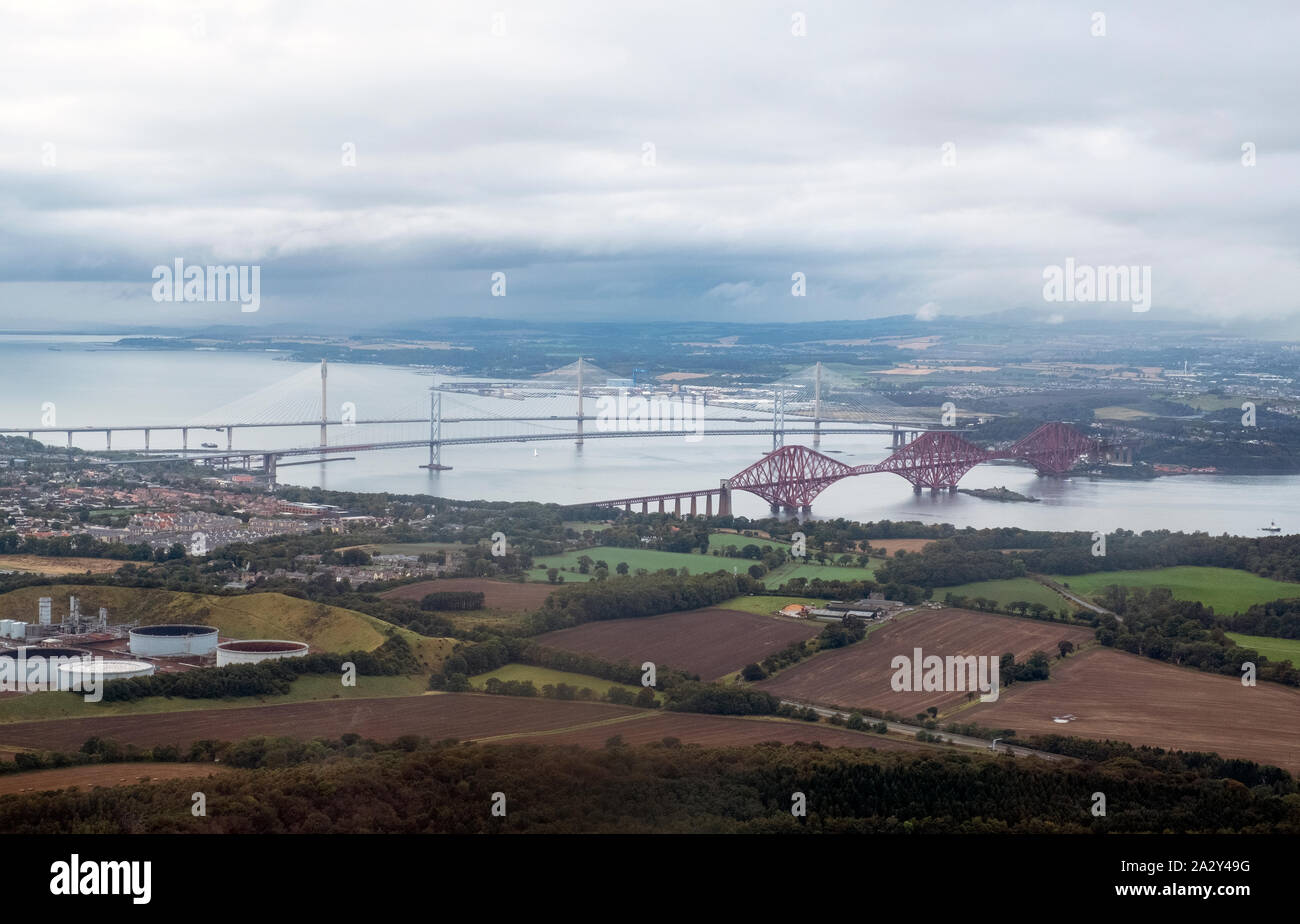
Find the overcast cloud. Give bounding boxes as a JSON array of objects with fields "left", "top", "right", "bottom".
[{"left": 1, "top": 0, "right": 1297, "bottom": 329}]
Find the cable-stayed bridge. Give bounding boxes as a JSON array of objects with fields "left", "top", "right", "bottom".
[{"left": 0, "top": 360, "right": 943, "bottom": 475}]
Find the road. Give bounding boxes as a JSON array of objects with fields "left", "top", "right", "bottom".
[
  {"left": 777, "top": 698, "right": 1065, "bottom": 762},
  {"left": 1031, "top": 575, "right": 1118, "bottom": 620}
]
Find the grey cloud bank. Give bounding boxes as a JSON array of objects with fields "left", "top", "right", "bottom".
[{"left": 1, "top": 0, "right": 1297, "bottom": 328}]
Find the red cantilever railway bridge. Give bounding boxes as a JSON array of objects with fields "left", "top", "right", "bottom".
[{"left": 583, "top": 422, "right": 1112, "bottom": 515}]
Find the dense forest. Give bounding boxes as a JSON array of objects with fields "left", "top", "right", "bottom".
[{"left": 1, "top": 735, "right": 1294, "bottom": 834}]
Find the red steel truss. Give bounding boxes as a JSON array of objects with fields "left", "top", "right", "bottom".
[
  {"left": 727, "top": 444, "right": 856, "bottom": 508},
  {"left": 856, "top": 430, "right": 992, "bottom": 489},
  {"left": 1006, "top": 420, "right": 1106, "bottom": 474},
  {"left": 722, "top": 422, "right": 1109, "bottom": 509}
]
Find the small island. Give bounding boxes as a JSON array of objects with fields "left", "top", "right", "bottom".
[{"left": 958, "top": 486, "right": 1041, "bottom": 503}]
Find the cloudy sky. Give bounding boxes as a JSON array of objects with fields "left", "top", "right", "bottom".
[{"left": 1, "top": 0, "right": 1297, "bottom": 330}]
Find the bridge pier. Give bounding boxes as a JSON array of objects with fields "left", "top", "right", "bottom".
[
  {"left": 264, "top": 454, "right": 278, "bottom": 480},
  {"left": 674, "top": 497, "right": 681, "bottom": 517},
  {"left": 182, "top": 427, "right": 188, "bottom": 451},
  {"left": 718, "top": 481, "right": 731, "bottom": 517},
  {"left": 228, "top": 427, "right": 234, "bottom": 451},
  {"left": 658, "top": 499, "right": 664, "bottom": 514},
  {"left": 912, "top": 484, "right": 922, "bottom": 494},
  {"left": 143, "top": 428, "right": 150, "bottom": 451},
  {"left": 690, "top": 496, "right": 697, "bottom": 517},
  {"left": 624, "top": 502, "right": 631, "bottom": 513},
  {"left": 641, "top": 500, "right": 648, "bottom": 514},
  {"left": 105, "top": 430, "right": 110, "bottom": 451},
  {"left": 705, "top": 494, "right": 713, "bottom": 517}
]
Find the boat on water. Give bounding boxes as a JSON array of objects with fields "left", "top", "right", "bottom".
[
  {"left": 1262, "top": 521, "right": 1282, "bottom": 532},
  {"left": 200, "top": 442, "right": 218, "bottom": 449}
]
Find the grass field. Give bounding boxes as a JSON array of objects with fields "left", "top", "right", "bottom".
[
  {"left": 0, "top": 555, "right": 124, "bottom": 576},
  {"left": 529, "top": 546, "right": 727, "bottom": 582},
  {"left": 708, "top": 531, "right": 787, "bottom": 552},
  {"left": 940, "top": 578, "right": 1074, "bottom": 612},
  {"left": 563, "top": 521, "right": 611, "bottom": 533},
  {"left": 1226, "top": 632, "right": 1300, "bottom": 666},
  {"left": 765, "top": 561, "right": 876, "bottom": 584},
  {"left": 470, "top": 664, "right": 651, "bottom": 698},
  {"left": 0, "top": 585, "right": 454, "bottom": 667},
  {"left": 717, "top": 595, "right": 821, "bottom": 616},
  {"left": 1049, "top": 566, "right": 1300, "bottom": 615},
  {"left": 1092, "top": 406, "right": 1157, "bottom": 420},
  {"left": 0, "top": 673, "right": 431, "bottom": 725}
]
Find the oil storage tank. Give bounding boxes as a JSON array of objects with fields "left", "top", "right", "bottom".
[
  {"left": 58, "top": 659, "right": 155, "bottom": 690},
  {"left": 0, "top": 646, "right": 92, "bottom": 691},
  {"left": 129, "top": 624, "right": 219, "bottom": 657},
  {"left": 216, "top": 639, "right": 310, "bottom": 667}
]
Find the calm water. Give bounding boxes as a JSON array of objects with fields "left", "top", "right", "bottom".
[{"left": 1, "top": 337, "right": 1295, "bottom": 536}]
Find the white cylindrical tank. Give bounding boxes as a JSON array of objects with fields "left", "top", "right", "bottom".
[
  {"left": 58, "top": 659, "right": 155, "bottom": 690},
  {"left": 129, "top": 624, "right": 219, "bottom": 657},
  {"left": 10, "top": 621, "right": 25, "bottom": 640},
  {"left": 216, "top": 640, "right": 310, "bottom": 667},
  {"left": 0, "top": 621, "right": 11, "bottom": 638},
  {"left": 0, "top": 647, "right": 92, "bottom": 691}
]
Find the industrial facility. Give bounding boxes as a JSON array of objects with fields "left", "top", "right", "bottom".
[
  {"left": 216, "top": 639, "right": 310, "bottom": 667},
  {"left": 0, "top": 595, "right": 310, "bottom": 694}
]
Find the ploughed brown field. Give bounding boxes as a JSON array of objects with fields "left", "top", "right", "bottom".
[
  {"left": 380, "top": 579, "right": 553, "bottom": 611},
  {"left": 0, "top": 762, "right": 229, "bottom": 796},
  {"left": 536, "top": 607, "right": 821, "bottom": 680},
  {"left": 966, "top": 647, "right": 1300, "bottom": 772},
  {"left": 538, "top": 712, "right": 937, "bottom": 756},
  {"left": 0, "top": 695, "right": 635, "bottom": 754},
  {"left": 0, "top": 694, "right": 936, "bottom": 758},
  {"left": 757, "top": 608, "right": 1093, "bottom": 714}
]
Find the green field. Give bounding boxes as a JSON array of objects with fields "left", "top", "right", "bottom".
[
  {"left": 1226, "top": 633, "right": 1300, "bottom": 666},
  {"left": 562, "top": 521, "right": 612, "bottom": 533},
  {"left": 717, "top": 595, "right": 824, "bottom": 616},
  {"left": 708, "top": 532, "right": 787, "bottom": 552},
  {"left": 529, "top": 546, "right": 728, "bottom": 582},
  {"left": 0, "top": 673, "right": 431, "bottom": 725},
  {"left": 1049, "top": 567, "right": 1300, "bottom": 615},
  {"left": 940, "top": 578, "right": 1075, "bottom": 612},
  {"left": 765, "top": 561, "right": 876, "bottom": 585},
  {"left": 0, "top": 585, "right": 454, "bottom": 668},
  {"left": 470, "top": 663, "right": 653, "bottom": 699}
]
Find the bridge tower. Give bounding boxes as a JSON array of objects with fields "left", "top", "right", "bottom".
[
  {"left": 772, "top": 387, "right": 786, "bottom": 451},
  {"left": 319, "top": 359, "right": 328, "bottom": 449},
  {"left": 813, "top": 361, "right": 822, "bottom": 448},
  {"left": 576, "top": 356, "right": 584, "bottom": 448},
  {"left": 422, "top": 386, "right": 451, "bottom": 471}
]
